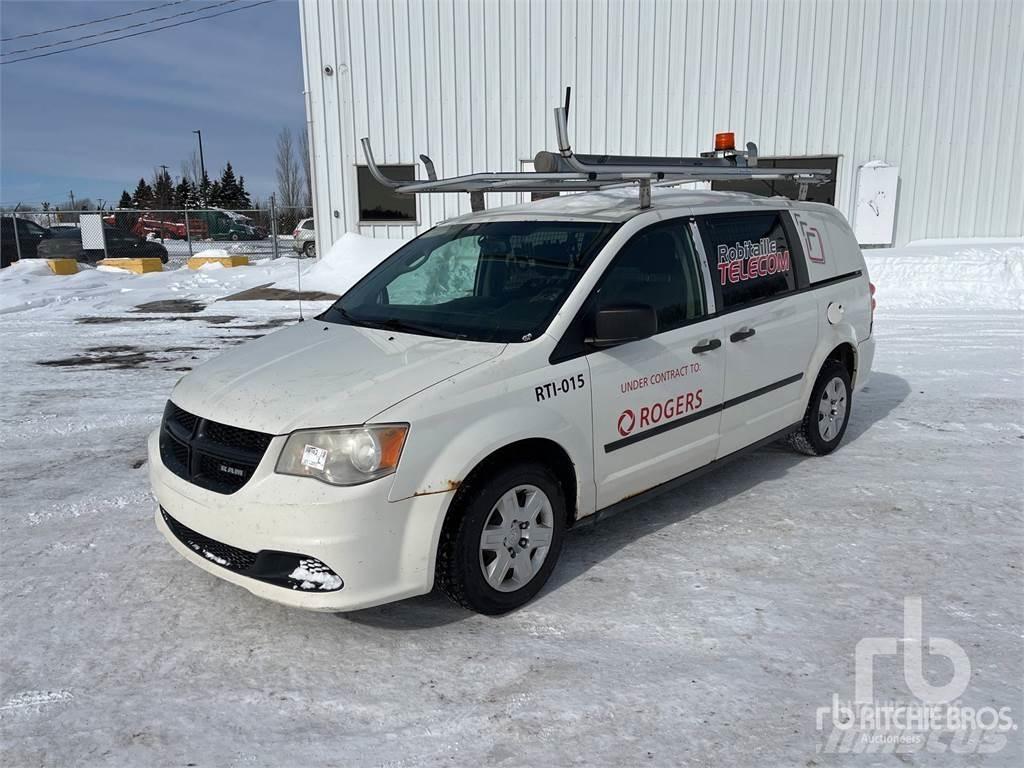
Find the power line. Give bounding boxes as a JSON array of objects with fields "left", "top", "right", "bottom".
[
  {"left": 1, "top": 1, "right": 189, "bottom": 43},
  {"left": 0, "top": 1, "right": 276, "bottom": 66},
  {"left": 2, "top": 0, "right": 243, "bottom": 58}
]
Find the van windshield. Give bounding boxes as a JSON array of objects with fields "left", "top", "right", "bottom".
[{"left": 320, "top": 221, "right": 618, "bottom": 343}]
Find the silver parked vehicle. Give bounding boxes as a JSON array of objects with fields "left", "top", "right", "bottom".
[{"left": 291, "top": 218, "right": 315, "bottom": 257}]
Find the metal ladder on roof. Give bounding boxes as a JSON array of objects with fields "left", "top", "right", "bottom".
[{"left": 360, "top": 89, "right": 831, "bottom": 212}]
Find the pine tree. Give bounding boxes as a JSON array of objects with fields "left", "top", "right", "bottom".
[
  {"left": 131, "top": 178, "right": 154, "bottom": 209},
  {"left": 208, "top": 181, "right": 223, "bottom": 209},
  {"left": 174, "top": 177, "right": 194, "bottom": 209},
  {"left": 152, "top": 169, "right": 174, "bottom": 209},
  {"left": 197, "top": 171, "right": 212, "bottom": 208},
  {"left": 236, "top": 175, "right": 252, "bottom": 209},
  {"left": 217, "top": 162, "right": 242, "bottom": 209},
  {"left": 118, "top": 190, "right": 133, "bottom": 209}
]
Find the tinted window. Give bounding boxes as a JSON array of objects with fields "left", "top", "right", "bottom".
[
  {"left": 595, "top": 220, "right": 705, "bottom": 333},
  {"left": 701, "top": 212, "right": 797, "bottom": 309},
  {"left": 322, "top": 221, "right": 617, "bottom": 343}
]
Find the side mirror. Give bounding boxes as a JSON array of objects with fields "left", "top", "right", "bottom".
[{"left": 589, "top": 304, "right": 658, "bottom": 348}]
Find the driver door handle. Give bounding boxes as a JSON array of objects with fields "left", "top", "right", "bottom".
[
  {"left": 691, "top": 338, "right": 722, "bottom": 354},
  {"left": 730, "top": 327, "right": 756, "bottom": 342}
]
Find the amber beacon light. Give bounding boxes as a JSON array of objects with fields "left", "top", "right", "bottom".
[{"left": 714, "top": 132, "right": 736, "bottom": 151}]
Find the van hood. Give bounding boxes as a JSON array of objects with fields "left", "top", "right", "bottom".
[{"left": 170, "top": 321, "right": 505, "bottom": 434}]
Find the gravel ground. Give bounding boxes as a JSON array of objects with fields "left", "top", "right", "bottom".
[{"left": 0, "top": 300, "right": 1021, "bottom": 767}]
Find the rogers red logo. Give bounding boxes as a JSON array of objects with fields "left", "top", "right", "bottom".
[{"left": 617, "top": 409, "right": 636, "bottom": 437}]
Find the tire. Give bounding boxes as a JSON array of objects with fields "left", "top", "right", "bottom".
[
  {"left": 230, "top": 232, "right": 240, "bottom": 241},
  {"left": 437, "top": 462, "right": 566, "bottom": 615},
  {"left": 302, "top": 240, "right": 316, "bottom": 258},
  {"left": 787, "top": 360, "right": 852, "bottom": 456}
]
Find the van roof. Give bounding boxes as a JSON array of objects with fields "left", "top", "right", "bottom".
[{"left": 444, "top": 187, "right": 810, "bottom": 225}]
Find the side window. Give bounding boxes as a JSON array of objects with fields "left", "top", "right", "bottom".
[
  {"left": 701, "top": 212, "right": 798, "bottom": 309},
  {"left": 595, "top": 220, "right": 705, "bottom": 333}
]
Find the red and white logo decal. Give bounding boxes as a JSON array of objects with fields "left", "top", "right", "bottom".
[{"left": 617, "top": 409, "right": 636, "bottom": 437}]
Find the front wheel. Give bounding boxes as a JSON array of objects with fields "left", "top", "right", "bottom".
[
  {"left": 787, "top": 360, "right": 852, "bottom": 456},
  {"left": 437, "top": 463, "right": 566, "bottom": 615}
]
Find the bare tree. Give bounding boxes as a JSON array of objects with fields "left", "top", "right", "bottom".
[
  {"left": 276, "top": 126, "right": 303, "bottom": 230},
  {"left": 181, "top": 149, "right": 202, "bottom": 186},
  {"left": 298, "top": 127, "right": 312, "bottom": 211}
]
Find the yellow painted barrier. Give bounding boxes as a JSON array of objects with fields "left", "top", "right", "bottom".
[
  {"left": 99, "top": 258, "right": 164, "bottom": 274},
  {"left": 46, "top": 259, "right": 79, "bottom": 275},
  {"left": 188, "top": 254, "right": 249, "bottom": 269}
]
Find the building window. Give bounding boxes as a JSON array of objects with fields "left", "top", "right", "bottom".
[
  {"left": 357, "top": 165, "right": 417, "bottom": 223},
  {"left": 711, "top": 156, "right": 839, "bottom": 205}
]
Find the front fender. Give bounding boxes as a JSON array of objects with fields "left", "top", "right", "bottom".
[{"left": 389, "top": 402, "right": 594, "bottom": 512}]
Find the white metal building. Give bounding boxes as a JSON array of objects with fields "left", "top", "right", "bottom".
[{"left": 298, "top": 0, "right": 1023, "bottom": 251}]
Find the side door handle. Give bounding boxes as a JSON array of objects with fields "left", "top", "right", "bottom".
[
  {"left": 691, "top": 338, "right": 722, "bottom": 354},
  {"left": 730, "top": 327, "right": 756, "bottom": 343}
]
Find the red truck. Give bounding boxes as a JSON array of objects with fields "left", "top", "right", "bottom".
[{"left": 103, "top": 213, "right": 208, "bottom": 240}]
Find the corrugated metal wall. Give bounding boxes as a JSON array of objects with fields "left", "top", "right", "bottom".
[{"left": 299, "top": 0, "right": 1024, "bottom": 249}]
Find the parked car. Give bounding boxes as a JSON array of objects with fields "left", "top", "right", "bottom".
[
  {"left": 291, "top": 218, "right": 316, "bottom": 257},
  {"left": 37, "top": 226, "right": 169, "bottom": 264},
  {"left": 1, "top": 217, "right": 50, "bottom": 267},
  {"left": 150, "top": 183, "right": 874, "bottom": 615}
]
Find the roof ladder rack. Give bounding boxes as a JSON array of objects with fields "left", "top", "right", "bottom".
[{"left": 360, "top": 102, "right": 831, "bottom": 212}]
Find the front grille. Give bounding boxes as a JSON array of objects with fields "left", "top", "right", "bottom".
[
  {"left": 162, "top": 507, "right": 258, "bottom": 571},
  {"left": 159, "top": 401, "right": 274, "bottom": 494}
]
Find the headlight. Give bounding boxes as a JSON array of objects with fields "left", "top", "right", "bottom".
[{"left": 275, "top": 424, "right": 408, "bottom": 486}]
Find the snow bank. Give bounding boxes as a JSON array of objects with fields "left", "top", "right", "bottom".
[
  {"left": 297, "top": 233, "right": 405, "bottom": 294},
  {"left": 864, "top": 239, "right": 1023, "bottom": 311},
  {"left": 0, "top": 258, "right": 297, "bottom": 315}
]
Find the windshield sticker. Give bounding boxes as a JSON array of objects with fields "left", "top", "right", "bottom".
[
  {"left": 616, "top": 388, "right": 704, "bottom": 437},
  {"left": 717, "top": 239, "right": 791, "bottom": 285},
  {"left": 535, "top": 373, "right": 586, "bottom": 402},
  {"left": 301, "top": 444, "right": 328, "bottom": 471}
]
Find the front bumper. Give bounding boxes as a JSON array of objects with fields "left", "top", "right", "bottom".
[{"left": 148, "top": 429, "right": 453, "bottom": 611}]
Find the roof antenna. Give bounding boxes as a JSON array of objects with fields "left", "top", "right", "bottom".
[
  {"left": 296, "top": 250, "right": 305, "bottom": 322},
  {"left": 563, "top": 86, "right": 572, "bottom": 128}
]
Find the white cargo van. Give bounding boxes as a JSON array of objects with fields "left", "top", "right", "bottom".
[{"left": 150, "top": 116, "right": 875, "bottom": 615}]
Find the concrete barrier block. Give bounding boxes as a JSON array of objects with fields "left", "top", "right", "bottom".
[
  {"left": 187, "top": 255, "right": 249, "bottom": 269},
  {"left": 99, "top": 258, "right": 164, "bottom": 274},
  {"left": 46, "top": 259, "right": 79, "bottom": 275}
]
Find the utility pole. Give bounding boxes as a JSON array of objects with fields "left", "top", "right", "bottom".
[
  {"left": 192, "top": 130, "right": 206, "bottom": 181},
  {"left": 69, "top": 190, "right": 75, "bottom": 209}
]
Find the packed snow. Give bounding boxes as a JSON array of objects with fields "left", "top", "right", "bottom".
[{"left": 0, "top": 237, "right": 1020, "bottom": 766}]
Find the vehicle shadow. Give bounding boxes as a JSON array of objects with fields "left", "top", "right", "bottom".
[{"left": 343, "top": 371, "right": 910, "bottom": 630}]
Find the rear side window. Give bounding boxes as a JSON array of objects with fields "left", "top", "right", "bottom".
[
  {"left": 595, "top": 219, "right": 705, "bottom": 334},
  {"left": 700, "top": 212, "right": 800, "bottom": 309}
]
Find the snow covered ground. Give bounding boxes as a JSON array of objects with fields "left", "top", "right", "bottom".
[{"left": 0, "top": 238, "right": 1021, "bottom": 766}]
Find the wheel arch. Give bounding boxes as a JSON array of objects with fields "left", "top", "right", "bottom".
[{"left": 447, "top": 437, "right": 580, "bottom": 530}]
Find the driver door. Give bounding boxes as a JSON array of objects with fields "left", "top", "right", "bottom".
[{"left": 587, "top": 219, "right": 727, "bottom": 509}]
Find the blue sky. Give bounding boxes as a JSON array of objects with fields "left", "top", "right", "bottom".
[{"left": 0, "top": 0, "right": 305, "bottom": 207}]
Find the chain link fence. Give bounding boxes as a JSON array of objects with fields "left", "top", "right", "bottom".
[{"left": 2, "top": 206, "right": 313, "bottom": 269}]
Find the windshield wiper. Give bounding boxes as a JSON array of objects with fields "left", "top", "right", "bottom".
[
  {"left": 376, "top": 317, "right": 464, "bottom": 339},
  {"left": 328, "top": 305, "right": 464, "bottom": 339}
]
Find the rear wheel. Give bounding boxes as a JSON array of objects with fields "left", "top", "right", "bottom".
[
  {"left": 787, "top": 360, "right": 852, "bottom": 456},
  {"left": 437, "top": 462, "right": 565, "bottom": 615}
]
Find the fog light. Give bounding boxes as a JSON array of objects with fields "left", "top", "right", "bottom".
[{"left": 287, "top": 558, "right": 344, "bottom": 591}]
